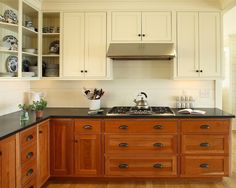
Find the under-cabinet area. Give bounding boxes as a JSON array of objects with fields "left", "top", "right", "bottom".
[{"left": 0, "top": 116, "right": 232, "bottom": 187}]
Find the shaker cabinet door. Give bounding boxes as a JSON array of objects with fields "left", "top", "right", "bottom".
[
  {"left": 142, "top": 12, "right": 172, "bottom": 41},
  {"left": 62, "top": 12, "right": 85, "bottom": 78},
  {"left": 84, "top": 12, "right": 107, "bottom": 78},
  {"left": 0, "top": 135, "right": 16, "bottom": 188},
  {"left": 177, "top": 12, "right": 199, "bottom": 78},
  {"left": 199, "top": 12, "right": 221, "bottom": 77},
  {"left": 111, "top": 12, "right": 141, "bottom": 41}
]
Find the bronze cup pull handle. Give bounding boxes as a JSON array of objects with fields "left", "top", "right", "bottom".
[
  {"left": 83, "top": 125, "right": 93, "bottom": 129},
  {"left": 200, "top": 163, "right": 209, "bottom": 169},
  {"left": 119, "top": 143, "right": 129, "bottom": 147},
  {"left": 119, "top": 125, "right": 128, "bottom": 129},
  {"left": 153, "top": 163, "right": 163, "bottom": 169},
  {"left": 26, "top": 135, "right": 33, "bottom": 141},
  {"left": 200, "top": 143, "right": 210, "bottom": 148},
  {"left": 26, "top": 152, "right": 34, "bottom": 159},
  {"left": 119, "top": 163, "right": 129, "bottom": 169},
  {"left": 153, "top": 143, "right": 164, "bottom": 148},
  {"left": 153, "top": 125, "right": 163, "bottom": 129},
  {"left": 200, "top": 125, "right": 210, "bottom": 129},
  {"left": 26, "top": 169, "right": 34, "bottom": 177}
]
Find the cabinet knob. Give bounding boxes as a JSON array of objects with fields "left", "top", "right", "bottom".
[
  {"left": 26, "top": 135, "right": 33, "bottom": 141},
  {"left": 119, "top": 125, "right": 128, "bottom": 129},
  {"left": 200, "top": 70, "right": 203, "bottom": 73},
  {"left": 119, "top": 163, "right": 129, "bottom": 169},
  {"left": 200, "top": 124, "right": 210, "bottom": 129},
  {"left": 142, "top": 34, "right": 145, "bottom": 37},
  {"left": 200, "top": 163, "right": 209, "bottom": 169},
  {"left": 26, "top": 169, "right": 34, "bottom": 177},
  {"left": 138, "top": 34, "right": 141, "bottom": 37},
  {"left": 85, "top": 70, "right": 88, "bottom": 73},
  {"left": 119, "top": 143, "right": 129, "bottom": 148},
  {"left": 153, "top": 125, "right": 163, "bottom": 129},
  {"left": 0, "top": 151, "right": 2, "bottom": 156},
  {"left": 81, "top": 70, "right": 84, "bottom": 73},
  {"left": 153, "top": 163, "right": 163, "bottom": 169},
  {"left": 83, "top": 125, "right": 93, "bottom": 129},
  {"left": 26, "top": 152, "right": 34, "bottom": 159},
  {"left": 74, "top": 140, "right": 78, "bottom": 143},
  {"left": 153, "top": 143, "right": 164, "bottom": 148},
  {"left": 196, "top": 70, "right": 199, "bottom": 72},
  {"left": 39, "top": 130, "right": 43, "bottom": 134},
  {"left": 200, "top": 142, "right": 210, "bottom": 148}
]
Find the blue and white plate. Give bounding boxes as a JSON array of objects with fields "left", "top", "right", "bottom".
[{"left": 6, "top": 55, "right": 18, "bottom": 73}]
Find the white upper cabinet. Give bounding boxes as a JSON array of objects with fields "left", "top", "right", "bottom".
[
  {"left": 177, "top": 12, "right": 199, "bottom": 78},
  {"left": 62, "top": 12, "right": 107, "bottom": 79},
  {"left": 112, "top": 12, "right": 141, "bottom": 41},
  {"left": 84, "top": 12, "right": 107, "bottom": 78},
  {"left": 142, "top": 12, "right": 172, "bottom": 41},
  {"left": 176, "top": 12, "right": 221, "bottom": 79},
  {"left": 111, "top": 11, "right": 172, "bottom": 42},
  {"left": 199, "top": 12, "right": 221, "bottom": 77},
  {"left": 63, "top": 12, "right": 85, "bottom": 78}
]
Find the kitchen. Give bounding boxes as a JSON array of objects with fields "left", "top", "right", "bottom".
[{"left": 0, "top": 0, "right": 236, "bottom": 187}]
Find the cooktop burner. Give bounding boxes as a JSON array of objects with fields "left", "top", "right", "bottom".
[{"left": 107, "top": 106, "right": 175, "bottom": 116}]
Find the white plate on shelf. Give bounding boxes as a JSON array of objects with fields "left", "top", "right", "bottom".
[
  {"left": 23, "top": 48, "right": 37, "bottom": 54},
  {"left": 22, "top": 72, "right": 35, "bottom": 77}
]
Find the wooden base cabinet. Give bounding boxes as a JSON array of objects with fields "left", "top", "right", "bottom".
[
  {"left": 50, "top": 119, "right": 74, "bottom": 176},
  {"left": 0, "top": 135, "right": 16, "bottom": 188},
  {"left": 74, "top": 119, "right": 102, "bottom": 176},
  {"left": 180, "top": 119, "right": 230, "bottom": 177},
  {"left": 104, "top": 119, "right": 178, "bottom": 178},
  {"left": 38, "top": 120, "right": 50, "bottom": 187}
]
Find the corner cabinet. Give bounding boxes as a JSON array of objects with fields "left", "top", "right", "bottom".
[
  {"left": 176, "top": 12, "right": 221, "bottom": 79},
  {"left": 111, "top": 11, "right": 172, "bottom": 42},
  {"left": 62, "top": 12, "right": 107, "bottom": 79}
]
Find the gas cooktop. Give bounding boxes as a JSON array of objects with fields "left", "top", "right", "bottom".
[{"left": 107, "top": 106, "right": 175, "bottom": 116}]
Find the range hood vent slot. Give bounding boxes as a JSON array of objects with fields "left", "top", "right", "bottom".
[{"left": 107, "top": 43, "right": 175, "bottom": 60}]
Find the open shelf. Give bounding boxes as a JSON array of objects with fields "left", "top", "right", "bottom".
[
  {"left": 0, "top": 49, "right": 18, "bottom": 54},
  {"left": 0, "top": 22, "right": 18, "bottom": 32},
  {"left": 22, "top": 51, "right": 38, "bottom": 57},
  {"left": 22, "top": 26, "right": 38, "bottom": 36},
  {"left": 42, "top": 54, "right": 60, "bottom": 57}
]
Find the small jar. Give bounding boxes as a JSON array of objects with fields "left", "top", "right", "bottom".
[{"left": 20, "top": 110, "right": 29, "bottom": 121}]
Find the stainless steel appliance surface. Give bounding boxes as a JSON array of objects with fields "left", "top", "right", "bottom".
[{"left": 107, "top": 106, "right": 175, "bottom": 116}]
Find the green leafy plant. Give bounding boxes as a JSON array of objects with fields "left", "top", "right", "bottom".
[
  {"left": 31, "top": 98, "right": 47, "bottom": 111},
  {"left": 18, "top": 104, "right": 31, "bottom": 111}
]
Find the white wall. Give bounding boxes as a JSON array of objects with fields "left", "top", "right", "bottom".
[
  {"left": 0, "top": 81, "right": 30, "bottom": 116},
  {"left": 31, "top": 61, "right": 215, "bottom": 108}
]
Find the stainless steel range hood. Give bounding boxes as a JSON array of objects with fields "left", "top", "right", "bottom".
[{"left": 107, "top": 43, "right": 175, "bottom": 60}]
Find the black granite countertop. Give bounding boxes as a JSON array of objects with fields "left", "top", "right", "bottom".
[{"left": 0, "top": 107, "right": 234, "bottom": 140}]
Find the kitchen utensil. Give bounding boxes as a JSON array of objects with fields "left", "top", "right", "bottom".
[{"left": 133, "top": 92, "right": 149, "bottom": 109}]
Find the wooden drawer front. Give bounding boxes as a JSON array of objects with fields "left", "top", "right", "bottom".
[
  {"left": 182, "top": 135, "right": 228, "bottom": 154},
  {"left": 22, "top": 177, "right": 36, "bottom": 188},
  {"left": 75, "top": 119, "right": 101, "bottom": 134},
  {"left": 106, "top": 156, "right": 177, "bottom": 177},
  {"left": 105, "top": 134, "right": 177, "bottom": 154},
  {"left": 181, "top": 120, "right": 229, "bottom": 133},
  {"left": 21, "top": 161, "right": 37, "bottom": 185},
  {"left": 181, "top": 156, "right": 229, "bottom": 177},
  {"left": 105, "top": 120, "right": 177, "bottom": 133},
  {"left": 20, "top": 127, "right": 37, "bottom": 148},
  {"left": 21, "top": 143, "right": 37, "bottom": 165}
]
